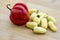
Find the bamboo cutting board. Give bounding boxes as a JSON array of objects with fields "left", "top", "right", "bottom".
[{"left": 0, "top": 0, "right": 60, "bottom": 40}]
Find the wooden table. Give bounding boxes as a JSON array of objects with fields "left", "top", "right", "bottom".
[{"left": 0, "top": 0, "right": 60, "bottom": 40}]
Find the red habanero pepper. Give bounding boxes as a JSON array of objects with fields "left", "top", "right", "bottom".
[{"left": 6, "top": 3, "right": 30, "bottom": 25}]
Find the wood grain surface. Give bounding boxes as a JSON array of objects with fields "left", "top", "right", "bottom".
[{"left": 0, "top": 0, "right": 60, "bottom": 40}]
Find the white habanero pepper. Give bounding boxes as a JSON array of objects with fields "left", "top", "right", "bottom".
[
  {"left": 26, "top": 22, "right": 38, "bottom": 29},
  {"left": 29, "top": 9, "right": 38, "bottom": 15},
  {"left": 30, "top": 12, "right": 37, "bottom": 20},
  {"left": 48, "top": 16, "right": 56, "bottom": 24},
  {"left": 33, "top": 26, "right": 47, "bottom": 34},
  {"left": 48, "top": 21, "right": 57, "bottom": 32},
  {"left": 33, "top": 17, "right": 40, "bottom": 24},
  {"left": 41, "top": 17, "right": 48, "bottom": 29}
]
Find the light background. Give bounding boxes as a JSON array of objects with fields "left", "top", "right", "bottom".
[{"left": 0, "top": 0, "right": 60, "bottom": 40}]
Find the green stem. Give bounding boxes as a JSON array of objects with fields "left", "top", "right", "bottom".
[
  {"left": 37, "top": 10, "right": 39, "bottom": 13},
  {"left": 46, "top": 13, "right": 49, "bottom": 22}
]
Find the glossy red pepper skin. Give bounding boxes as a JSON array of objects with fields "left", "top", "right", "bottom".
[
  {"left": 9, "top": 3, "right": 30, "bottom": 25},
  {"left": 10, "top": 14, "right": 27, "bottom": 25},
  {"left": 13, "top": 3, "right": 28, "bottom": 12}
]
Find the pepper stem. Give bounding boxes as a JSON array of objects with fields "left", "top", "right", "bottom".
[
  {"left": 6, "top": 4, "right": 12, "bottom": 11},
  {"left": 37, "top": 10, "right": 39, "bottom": 13},
  {"left": 46, "top": 13, "right": 49, "bottom": 22}
]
